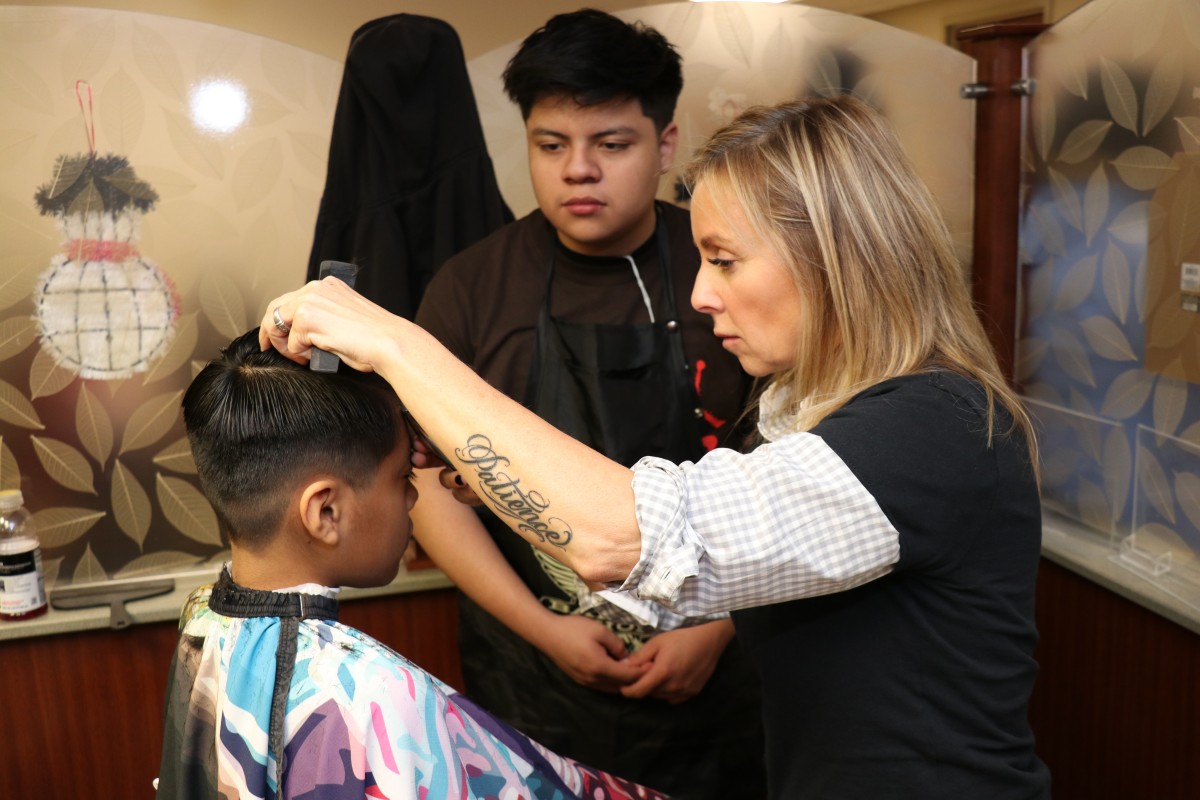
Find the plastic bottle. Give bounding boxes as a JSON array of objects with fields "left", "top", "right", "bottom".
[{"left": 0, "top": 489, "right": 47, "bottom": 621}]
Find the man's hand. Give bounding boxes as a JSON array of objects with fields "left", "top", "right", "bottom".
[
  {"left": 535, "top": 614, "right": 649, "bottom": 693},
  {"left": 618, "top": 620, "right": 734, "bottom": 703},
  {"left": 410, "top": 435, "right": 447, "bottom": 471},
  {"left": 437, "top": 467, "right": 483, "bottom": 507}
]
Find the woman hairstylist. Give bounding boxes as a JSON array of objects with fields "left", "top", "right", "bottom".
[{"left": 261, "top": 95, "right": 1051, "bottom": 800}]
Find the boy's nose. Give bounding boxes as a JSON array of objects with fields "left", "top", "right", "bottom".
[{"left": 563, "top": 148, "right": 601, "bottom": 183}]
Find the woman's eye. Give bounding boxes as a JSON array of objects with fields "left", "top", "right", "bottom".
[{"left": 707, "top": 257, "right": 735, "bottom": 268}]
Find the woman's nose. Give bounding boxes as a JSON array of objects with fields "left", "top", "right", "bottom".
[{"left": 691, "top": 266, "right": 721, "bottom": 315}]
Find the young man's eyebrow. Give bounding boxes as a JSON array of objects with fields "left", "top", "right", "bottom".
[{"left": 528, "top": 126, "right": 641, "bottom": 139}]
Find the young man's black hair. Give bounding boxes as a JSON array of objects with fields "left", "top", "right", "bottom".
[
  {"left": 501, "top": 8, "right": 683, "bottom": 132},
  {"left": 182, "top": 328, "right": 400, "bottom": 548}
]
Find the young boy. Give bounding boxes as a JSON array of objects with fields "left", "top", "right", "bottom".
[{"left": 156, "top": 329, "right": 668, "bottom": 799}]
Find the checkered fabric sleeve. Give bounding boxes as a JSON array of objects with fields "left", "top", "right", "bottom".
[{"left": 621, "top": 431, "right": 901, "bottom": 616}]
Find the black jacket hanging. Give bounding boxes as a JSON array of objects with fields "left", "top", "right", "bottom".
[{"left": 306, "top": 14, "right": 513, "bottom": 318}]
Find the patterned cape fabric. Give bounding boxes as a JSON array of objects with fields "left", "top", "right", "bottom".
[{"left": 156, "top": 582, "right": 669, "bottom": 799}]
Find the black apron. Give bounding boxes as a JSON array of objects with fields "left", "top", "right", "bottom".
[
  {"left": 471, "top": 212, "right": 708, "bottom": 633},
  {"left": 524, "top": 211, "right": 705, "bottom": 468},
  {"left": 458, "top": 215, "right": 766, "bottom": 798}
]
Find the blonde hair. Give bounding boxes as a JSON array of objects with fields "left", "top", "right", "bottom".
[{"left": 685, "top": 95, "right": 1038, "bottom": 471}]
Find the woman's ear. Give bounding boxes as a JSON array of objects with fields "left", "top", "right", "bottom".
[{"left": 299, "top": 479, "right": 342, "bottom": 547}]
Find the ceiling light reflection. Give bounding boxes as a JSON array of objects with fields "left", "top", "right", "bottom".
[{"left": 188, "top": 79, "right": 249, "bottom": 135}]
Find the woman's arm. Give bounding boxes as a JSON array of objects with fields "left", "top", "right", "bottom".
[
  {"left": 261, "top": 277, "right": 642, "bottom": 584},
  {"left": 409, "top": 468, "right": 649, "bottom": 691}
]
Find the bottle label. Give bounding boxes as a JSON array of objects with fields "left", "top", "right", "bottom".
[{"left": 0, "top": 548, "right": 47, "bottom": 615}]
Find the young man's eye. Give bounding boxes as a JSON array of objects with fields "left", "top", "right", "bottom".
[
  {"left": 537, "top": 142, "right": 563, "bottom": 153},
  {"left": 600, "top": 141, "right": 630, "bottom": 151}
]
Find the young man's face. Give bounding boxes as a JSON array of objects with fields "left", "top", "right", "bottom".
[
  {"left": 340, "top": 431, "right": 419, "bottom": 587},
  {"left": 525, "top": 95, "right": 678, "bottom": 257}
]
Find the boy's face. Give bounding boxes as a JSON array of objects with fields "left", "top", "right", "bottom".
[
  {"left": 526, "top": 95, "right": 677, "bottom": 257},
  {"left": 338, "top": 430, "right": 419, "bottom": 588}
]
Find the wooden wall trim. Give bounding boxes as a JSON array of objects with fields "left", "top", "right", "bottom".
[
  {"left": 957, "top": 22, "right": 1047, "bottom": 383},
  {"left": 1030, "top": 559, "right": 1200, "bottom": 800}
]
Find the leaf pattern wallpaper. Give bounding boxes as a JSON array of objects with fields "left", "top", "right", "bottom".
[
  {"left": 0, "top": 7, "right": 340, "bottom": 586},
  {"left": 468, "top": 2, "right": 976, "bottom": 267},
  {"left": 0, "top": 3, "right": 974, "bottom": 591},
  {"left": 1019, "top": 0, "right": 1200, "bottom": 594}
]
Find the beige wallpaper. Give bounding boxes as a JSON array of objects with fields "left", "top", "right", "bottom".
[
  {"left": 3, "top": 0, "right": 663, "bottom": 62},
  {"left": 0, "top": 5, "right": 340, "bottom": 585},
  {"left": 2, "top": 0, "right": 1086, "bottom": 62},
  {"left": 0, "top": 3, "right": 974, "bottom": 587}
]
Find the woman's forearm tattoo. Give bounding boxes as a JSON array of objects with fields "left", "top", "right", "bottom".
[{"left": 455, "top": 434, "right": 573, "bottom": 549}]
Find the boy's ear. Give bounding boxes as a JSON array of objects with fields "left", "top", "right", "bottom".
[
  {"left": 299, "top": 479, "right": 343, "bottom": 547},
  {"left": 658, "top": 121, "right": 679, "bottom": 175}
]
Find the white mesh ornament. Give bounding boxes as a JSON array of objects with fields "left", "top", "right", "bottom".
[{"left": 33, "top": 155, "right": 179, "bottom": 380}]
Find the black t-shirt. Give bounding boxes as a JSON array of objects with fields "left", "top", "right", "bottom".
[{"left": 734, "top": 372, "right": 1051, "bottom": 799}]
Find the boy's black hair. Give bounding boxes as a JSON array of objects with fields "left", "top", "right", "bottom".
[
  {"left": 182, "top": 329, "right": 402, "bottom": 549},
  {"left": 502, "top": 8, "right": 683, "bottom": 132}
]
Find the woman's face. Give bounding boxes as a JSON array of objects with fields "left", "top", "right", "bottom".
[{"left": 689, "top": 180, "right": 806, "bottom": 377}]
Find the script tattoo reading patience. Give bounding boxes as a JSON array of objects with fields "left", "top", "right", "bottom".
[{"left": 456, "top": 434, "right": 574, "bottom": 548}]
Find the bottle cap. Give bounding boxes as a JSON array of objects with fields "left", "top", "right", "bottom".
[{"left": 0, "top": 489, "right": 24, "bottom": 512}]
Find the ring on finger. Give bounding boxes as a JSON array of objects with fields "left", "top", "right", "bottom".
[{"left": 272, "top": 306, "right": 291, "bottom": 334}]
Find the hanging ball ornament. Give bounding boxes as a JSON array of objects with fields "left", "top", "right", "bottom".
[{"left": 33, "top": 154, "right": 179, "bottom": 380}]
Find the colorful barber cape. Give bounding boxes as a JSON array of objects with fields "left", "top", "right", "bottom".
[{"left": 155, "top": 569, "right": 668, "bottom": 800}]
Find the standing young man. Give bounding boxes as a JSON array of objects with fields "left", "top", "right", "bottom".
[{"left": 413, "top": 10, "right": 764, "bottom": 798}]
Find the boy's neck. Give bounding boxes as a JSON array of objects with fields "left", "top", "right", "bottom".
[{"left": 229, "top": 544, "right": 331, "bottom": 592}]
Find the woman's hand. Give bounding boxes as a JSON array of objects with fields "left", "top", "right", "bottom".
[{"left": 258, "top": 276, "right": 400, "bottom": 373}]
